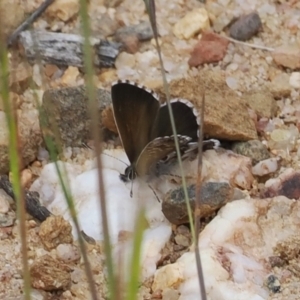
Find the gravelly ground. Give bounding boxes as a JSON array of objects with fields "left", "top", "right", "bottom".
[{"left": 1, "top": 0, "right": 300, "bottom": 299}]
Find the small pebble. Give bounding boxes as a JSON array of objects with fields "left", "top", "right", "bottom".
[
  {"left": 44, "top": 64, "right": 60, "bottom": 78},
  {"left": 252, "top": 158, "right": 278, "bottom": 176},
  {"left": 229, "top": 12, "right": 262, "bottom": 41},
  {"left": 94, "top": 13, "right": 119, "bottom": 38},
  {"left": 231, "top": 188, "right": 248, "bottom": 200},
  {"left": 269, "top": 73, "right": 292, "bottom": 99},
  {"left": 60, "top": 66, "right": 80, "bottom": 86},
  {"left": 174, "top": 234, "right": 190, "bottom": 248},
  {"left": 118, "top": 35, "right": 140, "bottom": 54},
  {"left": 37, "top": 147, "right": 49, "bottom": 161},
  {"left": 46, "top": 0, "right": 79, "bottom": 22},
  {"left": 32, "top": 64, "right": 43, "bottom": 87},
  {"left": 30, "top": 254, "right": 72, "bottom": 291},
  {"left": 231, "top": 140, "right": 270, "bottom": 165},
  {"left": 176, "top": 225, "right": 190, "bottom": 235},
  {"left": 289, "top": 72, "right": 300, "bottom": 89},
  {"left": 269, "top": 256, "right": 285, "bottom": 268},
  {"left": 56, "top": 244, "right": 81, "bottom": 262},
  {"left": 39, "top": 216, "right": 73, "bottom": 250},
  {"left": 30, "top": 289, "right": 45, "bottom": 300},
  {"left": 212, "top": 12, "right": 235, "bottom": 32},
  {"left": 272, "top": 44, "right": 300, "bottom": 69},
  {"left": 173, "top": 8, "right": 210, "bottom": 39},
  {"left": 115, "top": 52, "right": 136, "bottom": 70},
  {"left": 270, "top": 128, "right": 298, "bottom": 150},
  {"left": 115, "top": 21, "right": 153, "bottom": 42},
  {"left": 0, "top": 190, "right": 12, "bottom": 212},
  {"left": 188, "top": 32, "right": 229, "bottom": 67},
  {"left": 226, "top": 77, "right": 239, "bottom": 90},
  {"left": 21, "top": 168, "right": 33, "bottom": 188},
  {"left": 115, "top": 21, "right": 153, "bottom": 54},
  {"left": 266, "top": 274, "right": 281, "bottom": 293},
  {"left": 162, "top": 288, "right": 180, "bottom": 300},
  {"left": 264, "top": 169, "right": 300, "bottom": 200},
  {"left": 0, "top": 211, "right": 16, "bottom": 227},
  {"left": 162, "top": 182, "right": 232, "bottom": 225},
  {"left": 9, "top": 61, "right": 32, "bottom": 94}
]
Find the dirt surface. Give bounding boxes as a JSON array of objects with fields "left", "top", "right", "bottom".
[{"left": 1, "top": 0, "right": 300, "bottom": 299}]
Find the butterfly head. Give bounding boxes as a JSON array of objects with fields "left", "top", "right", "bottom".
[{"left": 120, "top": 165, "right": 137, "bottom": 182}]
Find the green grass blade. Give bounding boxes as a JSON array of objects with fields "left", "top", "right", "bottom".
[
  {"left": 145, "top": 1, "right": 206, "bottom": 299},
  {"left": 0, "top": 33, "right": 31, "bottom": 299},
  {"left": 144, "top": 0, "right": 195, "bottom": 240},
  {"left": 78, "top": 0, "right": 116, "bottom": 298},
  {"left": 194, "top": 94, "right": 207, "bottom": 300},
  {"left": 125, "top": 210, "right": 147, "bottom": 300}
]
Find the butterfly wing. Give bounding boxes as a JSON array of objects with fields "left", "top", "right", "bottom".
[
  {"left": 151, "top": 98, "right": 220, "bottom": 164},
  {"left": 151, "top": 99, "right": 200, "bottom": 140},
  {"left": 135, "top": 135, "right": 191, "bottom": 177},
  {"left": 111, "top": 80, "right": 160, "bottom": 165}
]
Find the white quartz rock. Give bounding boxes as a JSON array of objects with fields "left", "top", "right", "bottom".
[{"left": 153, "top": 196, "right": 299, "bottom": 299}]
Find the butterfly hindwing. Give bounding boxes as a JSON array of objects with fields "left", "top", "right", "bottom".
[
  {"left": 152, "top": 99, "right": 200, "bottom": 140},
  {"left": 111, "top": 80, "right": 160, "bottom": 165},
  {"left": 135, "top": 135, "right": 191, "bottom": 177}
]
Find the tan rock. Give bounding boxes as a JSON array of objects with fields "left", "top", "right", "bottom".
[
  {"left": 101, "top": 106, "right": 117, "bottom": 133},
  {"left": 30, "top": 254, "right": 72, "bottom": 291},
  {"left": 152, "top": 263, "right": 184, "bottom": 291},
  {"left": 289, "top": 72, "right": 300, "bottom": 88},
  {"left": 41, "top": 86, "right": 111, "bottom": 148},
  {"left": 98, "top": 69, "right": 117, "bottom": 83},
  {"left": 173, "top": 8, "right": 210, "bottom": 39},
  {"left": 0, "top": 0, "right": 24, "bottom": 40},
  {"left": 272, "top": 44, "right": 300, "bottom": 69},
  {"left": 39, "top": 216, "right": 73, "bottom": 251},
  {"left": 118, "top": 34, "right": 140, "bottom": 54},
  {"left": 156, "top": 71, "right": 257, "bottom": 141},
  {"left": 9, "top": 61, "right": 32, "bottom": 94},
  {"left": 44, "top": 64, "right": 60, "bottom": 78},
  {"left": 243, "top": 89, "right": 277, "bottom": 118},
  {"left": 268, "top": 73, "right": 291, "bottom": 99},
  {"left": 0, "top": 191, "right": 10, "bottom": 214},
  {"left": 60, "top": 66, "right": 80, "bottom": 86},
  {"left": 0, "top": 108, "right": 42, "bottom": 174},
  {"left": 47, "top": 0, "right": 79, "bottom": 22},
  {"left": 115, "top": 52, "right": 136, "bottom": 70},
  {"left": 21, "top": 168, "right": 33, "bottom": 188}
]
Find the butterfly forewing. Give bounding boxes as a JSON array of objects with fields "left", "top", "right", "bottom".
[
  {"left": 151, "top": 99, "right": 199, "bottom": 140},
  {"left": 135, "top": 135, "right": 191, "bottom": 177},
  {"left": 111, "top": 81, "right": 160, "bottom": 165}
]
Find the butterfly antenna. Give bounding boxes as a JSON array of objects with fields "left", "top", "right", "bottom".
[
  {"left": 130, "top": 173, "right": 134, "bottom": 197},
  {"left": 82, "top": 143, "right": 129, "bottom": 166},
  {"left": 148, "top": 184, "right": 160, "bottom": 202},
  {"left": 102, "top": 152, "right": 129, "bottom": 166},
  {"left": 163, "top": 172, "right": 181, "bottom": 178},
  {"left": 81, "top": 142, "right": 93, "bottom": 149}
]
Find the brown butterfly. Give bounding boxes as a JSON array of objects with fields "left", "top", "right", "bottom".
[{"left": 111, "top": 80, "right": 218, "bottom": 182}]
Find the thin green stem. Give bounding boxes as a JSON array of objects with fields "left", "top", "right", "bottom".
[
  {"left": 78, "top": 0, "right": 116, "bottom": 299},
  {"left": 125, "top": 210, "right": 147, "bottom": 300},
  {"left": 144, "top": 0, "right": 196, "bottom": 241},
  {"left": 0, "top": 37, "right": 31, "bottom": 299}
]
